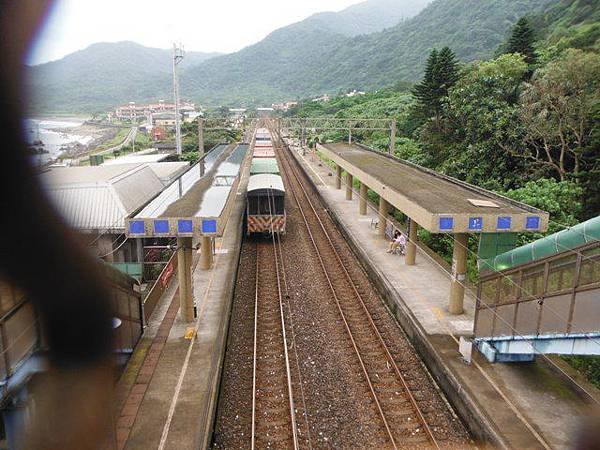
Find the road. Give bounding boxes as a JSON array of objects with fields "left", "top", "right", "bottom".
[{"left": 93, "top": 126, "right": 138, "bottom": 156}]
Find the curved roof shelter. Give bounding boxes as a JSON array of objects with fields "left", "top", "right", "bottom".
[
  {"left": 247, "top": 174, "right": 285, "bottom": 194},
  {"left": 318, "top": 143, "right": 549, "bottom": 234},
  {"left": 487, "top": 216, "right": 600, "bottom": 272},
  {"left": 250, "top": 158, "right": 279, "bottom": 175}
]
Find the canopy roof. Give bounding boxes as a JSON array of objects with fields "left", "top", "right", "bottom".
[
  {"left": 319, "top": 143, "right": 549, "bottom": 234},
  {"left": 247, "top": 174, "right": 285, "bottom": 193},
  {"left": 486, "top": 216, "right": 600, "bottom": 272},
  {"left": 250, "top": 158, "right": 279, "bottom": 175}
]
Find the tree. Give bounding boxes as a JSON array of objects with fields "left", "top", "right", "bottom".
[
  {"left": 504, "top": 178, "right": 583, "bottom": 244},
  {"left": 420, "top": 54, "right": 529, "bottom": 189},
  {"left": 519, "top": 49, "right": 600, "bottom": 181},
  {"left": 507, "top": 17, "right": 537, "bottom": 66},
  {"left": 412, "top": 47, "right": 459, "bottom": 127},
  {"left": 437, "top": 47, "right": 459, "bottom": 89},
  {"left": 413, "top": 49, "right": 439, "bottom": 116}
]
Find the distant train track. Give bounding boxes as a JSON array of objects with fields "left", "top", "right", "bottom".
[
  {"left": 251, "top": 238, "right": 299, "bottom": 449},
  {"left": 275, "top": 129, "right": 441, "bottom": 449}
]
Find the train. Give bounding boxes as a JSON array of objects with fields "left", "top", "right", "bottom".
[{"left": 246, "top": 129, "right": 286, "bottom": 235}]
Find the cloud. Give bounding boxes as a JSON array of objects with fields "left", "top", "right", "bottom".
[{"left": 27, "top": 0, "right": 362, "bottom": 65}]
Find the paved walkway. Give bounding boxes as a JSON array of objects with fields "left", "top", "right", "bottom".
[{"left": 290, "top": 144, "right": 598, "bottom": 450}]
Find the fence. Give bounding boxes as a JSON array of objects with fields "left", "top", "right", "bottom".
[
  {"left": 142, "top": 251, "right": 178, "bottom": 322},
  {"left": 475, "top": 240, "right": 600, "bottom": 340}
]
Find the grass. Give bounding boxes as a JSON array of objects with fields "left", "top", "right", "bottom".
[{"left": 93, "top": 127, "right": 130, "bottom": 152}]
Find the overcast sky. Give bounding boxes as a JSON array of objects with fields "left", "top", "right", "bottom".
[{"left": 28, "top": 0, "right": 363, "bottom": 65}]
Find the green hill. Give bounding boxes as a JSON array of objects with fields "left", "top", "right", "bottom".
[
  {"left": 26, "top": 41, "right": 219, "bottom": 113},
  {"left": 183, "top": 0, "right": 557, "bottom": 105},
  {"left": 28, "top": 0, "right": 560, "bottom": 112},
  {"left": 532, "top": 0, "right": 600, "bottom": 53},
  {"left": 28, "top": 0, "right": 431, "bottom": 113},
  {"left": 305, "top": 0, "right": 431, "bottom": 36}
]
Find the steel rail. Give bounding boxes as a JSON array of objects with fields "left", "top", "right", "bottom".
[
  {"left": 278, "top": 138, "right": 441, "bottom": 449},
  {"left": 275, "top": 143, "right": 398, "bottom": 449},
  {"left": 250, "top": 245, "right": 259, "bottom": 450},
  {"left": 267, "top": 187, "right": 300, "bottom": 450},
  {"left": 270, "top": 187, "right": 314, "bottom": 450},
  {"left": 251, "top": 200, "right": 299, "bottom": 448}
]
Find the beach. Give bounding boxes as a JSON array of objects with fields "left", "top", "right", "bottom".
[{"left": 24, "top": 118, "right": 122, "bottom": 165}]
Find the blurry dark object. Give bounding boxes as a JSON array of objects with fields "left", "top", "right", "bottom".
[{"left": 0, "top": 1, "right": 114, "bottom": 448}]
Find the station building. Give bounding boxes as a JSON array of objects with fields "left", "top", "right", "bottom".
[{"left": 40, "top": 162, "right": 188, "bottom": 263}]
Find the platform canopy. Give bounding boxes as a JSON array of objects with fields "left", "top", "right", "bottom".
[
  {"left": 126, "top": 143, "right": 248, "bottom": 238},
  {"left": 318, "top": 143, "right": 549, "bottom": 234}
]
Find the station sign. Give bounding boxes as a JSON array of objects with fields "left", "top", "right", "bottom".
[{"left": 126, "top": 216, "right": 221, "bottom": 238}]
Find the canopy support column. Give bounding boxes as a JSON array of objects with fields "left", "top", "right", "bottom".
[
  {"left": 405, "top": 219, "right": 418, "bottom": 266},
  {"left": 177, "top": 237, "right": 194, "bottom": 322},
  {"left": 346, "top": 173, "right": 353, "bottom": 200},
  {"left": 200, "top": 236, "right": 213, "bottom": 270},
  {"left": 449, "top": 233, "right": 468, "bottom": 315},
  {"left": 335, "top": 165, "right": 342, "bottom": 190},
  {"left": 359, "top": 182, "right": 368, "bottom": 215},
  {"left": 135, "top": 238, "right": 144, "bottom": 263},
  {"left": 378, "top": 197, "right": 389, "bottom": 238}
]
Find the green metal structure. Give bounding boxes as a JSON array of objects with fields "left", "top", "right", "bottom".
[
  {"left": 250, "top": 158, "right": 279, "bottom": 175},
  {"left": 484, "top": 216, "right": 600, "bottom": 272},
  {"left": 110, "top": 262, "right": 143, "bottom": 281}
]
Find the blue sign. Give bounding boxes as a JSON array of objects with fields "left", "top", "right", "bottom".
[
  {"left": 129, "top": 220, "right": 145, "bottom": 235},
  {"left": 154, "top": 220, "right": 169, "bottom": 234},
  {"left": 202, "top": 219, "right": 217, "bottom": 234},
  {"left": 468, "top": 217, "right": 483, "bottom": 231},
  {"left": 177, "top": 220, "right": 193, "bottom": 234},
  {"left": 526, "top": 216, "right": 540, "bottom": 230},
  {"left": 439, "top": 217, "right": 454, "bottom": 231},
  {"left": 497, "top": 216, "right": 512, "bottom": 230}
]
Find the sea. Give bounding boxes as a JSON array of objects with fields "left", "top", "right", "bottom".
[{"left": 24, "top": 118, "right": 94, "bottom": 165}]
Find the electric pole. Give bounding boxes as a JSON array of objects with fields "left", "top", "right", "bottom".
[{"left": 172, "top": 43, "right": 184, "bottom": 155}]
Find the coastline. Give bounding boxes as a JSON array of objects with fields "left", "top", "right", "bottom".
[{"left": 26, "top": 117, "right": 125, "bottom": 164}]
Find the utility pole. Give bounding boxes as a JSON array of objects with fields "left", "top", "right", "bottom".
[
  {"left": 389, "top": 118, "right": 396, "bottom": 155},
  {"left": 172, "top": 43, "right": 184, "bottom": 155},
  {"left": 198, "top": 118, "right": 205, "bottom": 176}
]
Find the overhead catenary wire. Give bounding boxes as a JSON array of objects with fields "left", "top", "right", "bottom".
[{"left": 99, "top": 235, "right": 129, "bottom": 259}]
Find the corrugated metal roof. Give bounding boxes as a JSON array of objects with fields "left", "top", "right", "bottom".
[
  {"left": 102, "top": 153, "right": 172, "bottom": 165},
  {"left": 42, "top": 164, "right": 142, "bottom": 185},
  {"left": 248, "top": 174, "right": 285, "bottom": 192},
  {"left": 147, "top": 162, "right": 189, "bottom": 185},
  {"left": 250, "top": 158, "right": 279, "bottom": 175},
  {"left": 42, "top": 164, "right": 165, "bottom": 231}
]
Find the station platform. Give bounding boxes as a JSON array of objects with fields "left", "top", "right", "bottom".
[
  {"left": 289, "top": 144, "right": 600, "bottom": 449},
  {"left": 113, "top": 163, "right": 249, "bottom": 449}
]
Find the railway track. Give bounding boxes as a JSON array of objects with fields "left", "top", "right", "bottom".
[
  {"left": 251, "top": 236, "right": 300, "bottom": 449},
  {"left": 276, "top": 137, "right": 441, "bottom": 449}
]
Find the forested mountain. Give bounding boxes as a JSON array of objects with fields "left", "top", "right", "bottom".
[
  {"left": 183, "top": 0, "right": 556, "bottom": 105},
  {"left": 28, "top": 0, "right": 430, "bottom": 113},
  {"left": 305, "top": 0, "right": 431, "bottom": 36},
  {"left": 28, "top": 0, "right": 559, "bottom": 112},
  {"left": 532, "top": 0, "right": 600, "bottom": 51},
  {"left": 285, "top": 0, "right": 600, "bottom": 272},
  {"left": 27, "top": 41, "right": 220, "bottom": 112}
]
